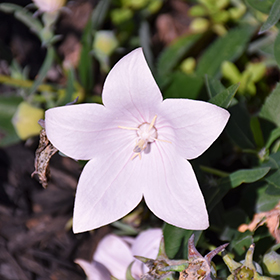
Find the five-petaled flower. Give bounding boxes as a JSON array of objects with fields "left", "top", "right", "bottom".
[
  {"left": 45, "top": 48, "right": 230, "bottom": 233},
  {"left": 75, "top": 228, "right": 162, "bottom": 280}
]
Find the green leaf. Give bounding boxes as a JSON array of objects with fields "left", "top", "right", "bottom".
[
  {"left": 245, "top": 0, "right": 274, "bottom": 14},
  {"left": 207, "top": 167, "right": 270, "bottom": 212},
  {"left": 259, "top": 0, "right": 280, "bottom": 34},
  {"left": 29, "top": 46, "right": 55, "bottom": 96},
  {"left": 266, "top": 181, "right": 280, "bottom": 195},
  {"left": 256, "top": 151, "right": 280, "bottom": 210},
  {"left": 163, "top": 223, "right": 193, "bottom": 259},
  {"left": 0, "top": 3, "right": 43, "bottom": 37},
  {"left": 262, "top": 151, "right": 280, "bottom": 169},
  {"left": 205, "top": 75, "right": 225, "bottom": 99},
  {"left": 78, "top": 0, "right": 111, "bottom": 92},
  {"left": 91, "top": 0, "right": 111, "bottom": 30},
  {"left": 156, "top": 34, "right": 202, "bottom": 87},
  {"left": 265, "top": 169, "right": 280, "bottom": 188},
  {"left": 226, "top": 102, "right": 256, "bottom": 149},
  {"left": 259, "top": 83, "right": 280, "bottom": 127},
  {"left": 163, "top": 72, "right": 203, "bottom": 99},
  {"left": 209, "top": 83, "right": 239, "bottom": 108},
  {"left": 126, "top": 262, "right": 135, "bottom": 280},
  {"left": 229, "top": 167, "right": 271, "bottom": 188},
  {"left": 274, "top": 31, "right": 280, "bottom": 68},
  {"left": 140, "top": 20, "right": 154, "bottom": 71},
  {"left": 250, "top": 116, "right": 265, "bottom": 148},
  {"left": 265, "top": 127, "right": 280, "bottom": 149},
  {"left": 78, "top": 19, "right": 94, "bottom": 92},
  {"left": 0, "top": 95, "right": 22, "bottom": 146},
  {"left": 62, "top": 68, "right": 76, "bottom": 105},
  {"left": 196, "top": 25, "right": 257, "bottom": 78},
  {"left": 230, "top": 231, "right": 253, "bottom": 256},
  {"left": 256, "top": 183, "right": 280, "bottom": 212},
  {"left": 248, "top": 33, "right": 276, "bottom": 57}
]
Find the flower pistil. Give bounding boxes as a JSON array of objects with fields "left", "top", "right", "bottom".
[{"left": 119, "top": 115, "right": 171, "bottom": 160}]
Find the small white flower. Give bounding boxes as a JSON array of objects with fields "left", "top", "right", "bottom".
[
  {"left": 32, "top": 0, "right": 66, "bottom": 13},
  {"left": 75, "top": 228, "right": 163, "bottom": 280}
]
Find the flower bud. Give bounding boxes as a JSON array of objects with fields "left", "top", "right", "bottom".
[
  {"left": 93, "top": 31, "right": 118, "bottom": 72},
  {"left": 189, "top": 18, "right": 210, "bottom": 33},
  {"left": 222, "top": 244, "right": 275, "bottom": 280},
  {"left": 12, "top": 102, "right": 44, "bottom": 140},
  {"left": 188, "top": 5, "right": 207, "bottom": 17},
  {"left": 221, "top": 61, "right": 241, "bottom": 84},
  {"left": 180, "top": 57, "right": 196, "bottom": 74},
  {"left": 263, "top": 251, "right": 280, "bottom": 276}
]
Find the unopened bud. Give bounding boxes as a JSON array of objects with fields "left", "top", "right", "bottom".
[
  {"left": 12, "top": 102, "right": 44, "bottom": 140},
  {"left": 263, "top": 251, "right": 280, "bottom": 276}
]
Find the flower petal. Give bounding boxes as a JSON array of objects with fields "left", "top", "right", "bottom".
[
  {"left": 102, "top": 48, "right": 162, "bottom": 123},
  {"left": 94, "top": 234, "right": 134, "bottom": 280},
  {"left": 131, "top": 228, "right": 163, "bottom": 278},
  {"left": 75, "top": 259, "right": 111, "bottom": 280},
  {"left": 157, "top": 99, "right": 230, "bottom": 160},
  {"left": 132, "top": 228, "right": 162, "bottom": 258},
  {"left": 142, "top": 142, "right": 209, "bottom": 230},
  {"left": 73, "top": 146, "right": 143, "bottom": 233},
  {"left": 45, "top": 103, "right": 135, "bottom": 160}
]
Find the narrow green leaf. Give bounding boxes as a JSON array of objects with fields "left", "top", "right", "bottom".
[
  {"left": 209, "top": 83, "right": 239, "bottom": 108},
  {"left": 274, "top": 31, "right": 280, "bottom": 68},
  {"left": 259, "top": 0, "right": 280, "bottom": 34},
  {"left": 140, "top": 20, "right": 154, "bottom": 71},
  {"left": 248, "top": 33, "right": 275, "bottom": 56},
  {"left": 78, "top": 0, "right": 111, "bottom": 92},
  {"left": 78, "top": 19, "right": 94, "bottom": 92},
  {"left": 126, "top": 262, "right": 135, "bottom": 280},
  {"left": 259, "top": 83, "right": 280, "bottom": 127},
  {"left": 163, "top": 72, "right": 203, "bottom": 99},
  {"left": 245, "top": 0, "right": 274, "bottom": 14},
  {"left": 196, "top": 25, "right": 257, "bottom": 78},
  {"left": 62, "top": 68, "right": 75, "bottom": 105},
  {"left": 204, "top": 75, "right": 225, "bottom": 99},
  {"left": 29, "top": 46, "right": 55, "bottom": 96},
  {"left": 156, "top": 34, "right": 202, "bottom": 87},
  {"left": 250, "top": 116, "right": 265, "bottom": 148},
  {"left": 226, "top": 103, "right": 256, "bottom": 149},
  {"left": 0, "top": 95, "right": 22, "bottom": 146},
  {"left": 0, "top": 3, "right": 43, "bottom": 36},
  {"left": 91, "top": 0, "right": 111, "bottom": 30}
]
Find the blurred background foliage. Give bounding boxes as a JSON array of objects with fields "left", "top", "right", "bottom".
[{"left": 1, "top": 0, "right": 280, "bottom": 279}]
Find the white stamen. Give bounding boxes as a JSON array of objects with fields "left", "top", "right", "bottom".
[{"left": 118, "top": 115, "right": 171, "bottom": 160}]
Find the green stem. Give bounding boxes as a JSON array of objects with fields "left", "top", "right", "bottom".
[{"left": 200, "top": 165, "right": 229, "bottom": 177}]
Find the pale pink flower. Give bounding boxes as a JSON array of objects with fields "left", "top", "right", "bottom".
[
  {"left": 45, "top": 48, "right": 230, "bottom": 233},
  {"left": 75, "top": 228, "right": 163, "bottom": 280},
  {"left": 32, "top": 0, "right": 65, "bottom": 13}
]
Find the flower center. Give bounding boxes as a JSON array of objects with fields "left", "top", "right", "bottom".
[
  {"left": 133, "top": 121, "right": 158, "bottom": 154},
  {"left": 118, "top": 115, "right": 170, "bottom": 160}
]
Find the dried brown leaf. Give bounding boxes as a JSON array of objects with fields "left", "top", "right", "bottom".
[
  {"left": 238, "top": 201, "right": 280, "bottom": 243},
  {"left": 32, "top": 127, "right": 58, "bottom": 188}
]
